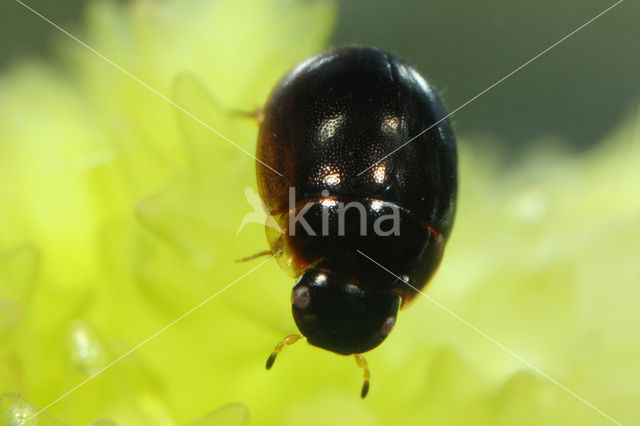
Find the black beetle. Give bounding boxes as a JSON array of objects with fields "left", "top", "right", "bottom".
[{"left": 255, "top": 46, "right": 457, "bottom": 397}]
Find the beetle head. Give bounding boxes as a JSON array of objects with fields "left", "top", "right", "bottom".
[{"left": 291, "top": 267, "right": 400, "bottom": 355}]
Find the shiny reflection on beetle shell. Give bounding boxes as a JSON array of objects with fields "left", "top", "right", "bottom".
[{"left": 317, "top": 114, "right": 345, "bottom": 143}]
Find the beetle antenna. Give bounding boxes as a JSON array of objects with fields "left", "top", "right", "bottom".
[
  {"left": 354, "top": 354, "right": 371, "bottom": 398},
  {"left": 266, "top": 334, "right": 302, "bottom": 369}
]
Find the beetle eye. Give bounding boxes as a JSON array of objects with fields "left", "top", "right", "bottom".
[
  {"left": 292, "top": 286, "right": 311, "bottom": 309},
  {"left": 380, "top": 315, "right": 396, "bottom": 336}
]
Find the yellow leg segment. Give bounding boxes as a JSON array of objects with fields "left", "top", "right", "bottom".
[
  {"left": 266, "top": 334, "right": 302, "bottom": 370},
  {"left": 354, "top": 354, "right": 371, "bottom": 398}
]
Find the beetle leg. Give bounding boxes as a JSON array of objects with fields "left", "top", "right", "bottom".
[
  {"left": 266, "top": 334, "right": 303, "bottom": 369},
  {"left": 236, "top": 250, "right": 273, "bottom": 263},
  {"left": 354, "top": 354, "right": 371, "bottom": 398},
  {"left": 229, "top": 106, "right": 264, "bottom": 123}
]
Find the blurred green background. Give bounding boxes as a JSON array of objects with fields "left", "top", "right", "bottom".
[
  {"left": 0, "top": 0, "right": 639, "bottom": 425},
  {"left": 1, "top": 0, "right": 639, "bottom": 152}
]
